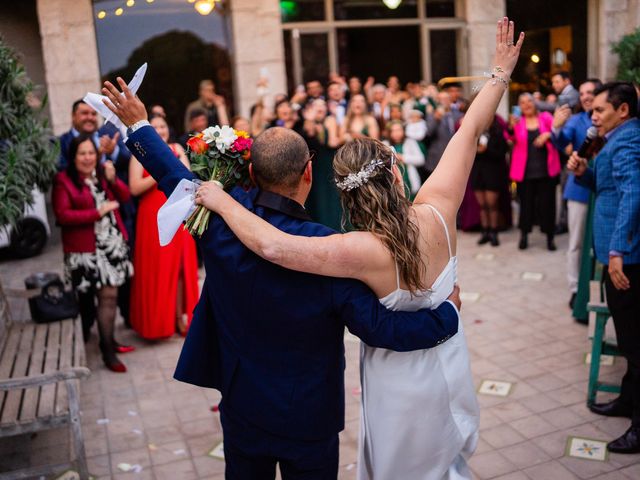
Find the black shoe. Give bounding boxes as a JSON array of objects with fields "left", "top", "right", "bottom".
[
  {"left": 607, "top": 426, "right": 640, "bottom": 454},
  {"left": 547, "top": 235, "right": 557, "bottom": 251},
  {"left": 569, "top": 293, "right": 576, "bottom": 310},
  {"left": 477, "top": 230, "right": 490, "bottom": 245},
  {"left": 489, "top": 230, "right": 500, "bottom": 247},
  {"left": 518, "top": 235, "right": 528, "bottom": 250},
  {"left": 589, "top": 399, "right": 633, "bottom": 419}
]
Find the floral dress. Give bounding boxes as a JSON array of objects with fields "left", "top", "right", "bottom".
[{"left": 65, "top": 178, "right": 133, "bottom": 293}]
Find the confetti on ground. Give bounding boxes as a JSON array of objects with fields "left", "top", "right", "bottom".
[
  {"left": 173, "top": 449, "right": 187, "bottom": 456},
  {"left": 475, "top": 253, "right": 495, "bottom": 261},
  {"left": 128, "top": 410, "right": 138, "bottom": 416},
  {"left": 148, "top": 444, "right": 158, "bottom": 451},
  {"left": 521, "top": 272, "right": 544, "bottom": 281},
  {"left": 566, "top": 436, "right": 608, "bottom": 461},
  {"left": 117, "top": 463, "right": 131, "bottom": 472},
  {"left": 346, "top": 463, "right": 356, "bottom": 471},
  {"left": 352, "top": 387, "right": 361, "bottom": 396},
  {"left": 132, "top": 429, "right": 143, "bottom": 436},
  {"left": 96, "top": 418, "right": 110, "bottom": 425},
  {"left": 460, "top": 292, "right": 481, "bottom": 302},
  {"left": 473, "top": 319, "right": 483, "bottom": 324},
  {"left": 584, "top": 353, "right": 615, "bottom": 366},
  {"left": 478, "top": 380, "right": 513, "bottom": 397},
  {"left": 211, "top": 404, "right": 220, "bottom": 412},
  {"left": 208, "top": 442, "right": 225, "bottom": 460}
]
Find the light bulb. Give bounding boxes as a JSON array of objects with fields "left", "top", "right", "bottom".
[
  {"left": 383, "top": 0, "right": 402, "bottom": 9},
  {"left": 127, "top": 0, "right": 135, "bottom": 6},
  {"left": 195, "top": 0, "right": 215, "bottom": 15},
  {"left": 97, "top": 10, "right": 107, "bottom": 19},
  {"left": 115, "top": 7, "right": 124, "bottom": 15},
  {"left": 531, "top": 54, "right": 540, "bottom": 64}
]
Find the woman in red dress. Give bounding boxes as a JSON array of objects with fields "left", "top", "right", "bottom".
[{"left": 129, "top": 114, "right": 199, "bottom": 339}]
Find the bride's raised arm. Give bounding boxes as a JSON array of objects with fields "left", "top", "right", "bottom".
[
  {"left": 194, "top": 182, "right": 386, "bottom": 281},
  {"left": 413, "top": 17, "right": 523, "bottom": 218}
]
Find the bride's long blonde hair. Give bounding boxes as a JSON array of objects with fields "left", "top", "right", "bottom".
[{"left": 334, "top": 138, "right": 426, "bottom": 293}]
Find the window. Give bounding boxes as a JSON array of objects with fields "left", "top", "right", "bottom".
[
  {"left": 92, "top": 0, "right": 233, "bottom": 135},
  {"left": 333, "top": 0, "right": 418, "bottom": 21},
  {"left": 280, "top": 0, "right": 326, "bottom": 23}
]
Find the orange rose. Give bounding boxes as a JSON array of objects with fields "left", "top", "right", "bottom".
[{"left": 187, "top": 136, "right": 209, "bottom": 154}]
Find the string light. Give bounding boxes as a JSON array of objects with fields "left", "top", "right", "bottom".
[
  {"left": 146, "top": 0, "right": 154, "bottom": 3},
  {"left": 115, "top": 7, "right": 124, "bottom": 15},
  {"left": 126, "top": 0, "right": 135, "bottom": 6},
  {"left": 531, "top": 54, "right": 540, "bottom": 64},
  {"left": 97, "top": 10, "right": 107, "bottom": 19},
  {"left": 195, "top": 0, "right": 215, "bottom": 15}
]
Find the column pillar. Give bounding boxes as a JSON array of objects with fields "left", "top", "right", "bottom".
[
  {"left": 36, "top": 0, "right": 101, "bottom": 135},
  {"left": 464, "top": 0, "right": 508, "bottom": 115},
  {"left": 228, "top": 0, "right": 287, "bottom": 118}
]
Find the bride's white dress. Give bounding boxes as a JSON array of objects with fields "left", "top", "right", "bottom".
[{"left": 357, "top": 204, "right": 479, "bottom": 480}]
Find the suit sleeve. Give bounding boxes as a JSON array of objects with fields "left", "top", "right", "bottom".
[
  {"left": 609, "top": 130, "right": 640, "bottom": 255},
  {"left": 552, "top": 115, "right": 576, "bottom": 152},
  {"left": 332, "top": 279, "right": 458, "bottom": 352},
  {"left": 126, "top": 125, "right": 196, "bottom": 197}
]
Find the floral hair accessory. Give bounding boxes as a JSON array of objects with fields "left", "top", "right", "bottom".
[{"left": 335, "top": 158, "right": 386, "bottom": 191}]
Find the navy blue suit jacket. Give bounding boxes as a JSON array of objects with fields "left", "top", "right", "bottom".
[{"left": 126, "top": 125, "right": 459, "bottom": 441}]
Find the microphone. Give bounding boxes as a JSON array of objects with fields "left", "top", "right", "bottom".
[{"left": 576, "top": 126, "right": 599, "bottom": 158}]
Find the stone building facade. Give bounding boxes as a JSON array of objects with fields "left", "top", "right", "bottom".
[{"left": 0, "top": 0, "right": 638, "bottom": 135}]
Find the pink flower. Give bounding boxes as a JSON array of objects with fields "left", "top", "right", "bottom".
[{"left": 232, "top": 136, "right": 252, "bottom": 153}]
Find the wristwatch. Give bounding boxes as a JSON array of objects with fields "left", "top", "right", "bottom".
[{"left": 126, "top": 120, "right": 150, "bottom": 137}]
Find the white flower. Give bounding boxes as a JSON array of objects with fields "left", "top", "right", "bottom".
[{"left": 202, "top": 125, "right": 237, "bottom": 153}]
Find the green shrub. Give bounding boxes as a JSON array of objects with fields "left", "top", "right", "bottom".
[
  {"left": 612, "top": 27, "right": 640, "bottom": 84},
  {"left": 0, "top": 37, "right": 57, "bottom": 227}
]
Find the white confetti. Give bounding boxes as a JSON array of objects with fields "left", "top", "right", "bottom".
[
  {"left": 173, "top": 449, "right": 187, "bottom": 456},
  {"left": 128, "top": 410, "right": 138, "bottom": 416},
  {"left": 117, "top": 463, "right": 132, "bottom": 472},
  {"left": 96, "top": 418, "right": 110, "bottom": 425},
  {"left": 132, "top": 429, "right": 143, "bottom": 435}
]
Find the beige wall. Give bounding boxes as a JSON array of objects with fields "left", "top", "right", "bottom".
[
  {"left": 228, "top": 0, "right": 287, "bottom": 118},
  {"left": 36, "top": 0, "right": 101, "bottom": 135},
  {"left": 596, "top": 0, "right": 640, "bottom": 81}
]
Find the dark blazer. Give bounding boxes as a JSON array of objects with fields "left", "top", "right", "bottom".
[
  {"left": 425, "top": 109, "right": 463, "bottom": 173},
  {"left": 126, "top": 126, "right": 459, "bottom": 442},
  {"left": 575, "top": 118, "right": 640, "bottom": 265},
  {"left": 52, "top": 171, "right": 130, "bottom": 254}
]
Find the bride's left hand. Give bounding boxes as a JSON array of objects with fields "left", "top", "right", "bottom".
[{"left": 194, "top": 181, "right": 226, "bottom": 211}]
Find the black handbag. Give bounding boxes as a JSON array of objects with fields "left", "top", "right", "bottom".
[{"left": 28, "top": 278, "right": 79, "bottom": 323}]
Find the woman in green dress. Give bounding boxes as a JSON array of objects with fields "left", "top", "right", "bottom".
[{"left": 302, "top": 99, "right": 344, "bottom": 231}]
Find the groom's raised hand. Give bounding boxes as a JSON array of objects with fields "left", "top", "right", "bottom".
[{"left": 102, "top": 77, "right": 148, "bottom": 127}]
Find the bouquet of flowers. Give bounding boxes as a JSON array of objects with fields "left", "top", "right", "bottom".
[{"left": 184, "top": 125, "right": 253, "bottom": 236}]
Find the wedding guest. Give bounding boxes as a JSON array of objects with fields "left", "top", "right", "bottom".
[
  {"left": 52, "top": 134, "right": 133, "bottom": 372},
  {"left": 348, "top": 76, "right": 362, "bottom": 99},
  {"left": 183, "top": 79, "right": 229, "bottom": 131},
  {"left": 327, "top": 81, "right": 348, "bottom": 126},
  {"left": 129, "top": 115, "right": 199, "bottom": 339},
  {"left": 302, "top": 99, "right": 343, "bottom": 230},
  {"left": 58, "top": 99, "right": 134, "bottom": 328},
  {"left": 386, "top": 120, "right": 424, "bottom": 199},
  {"left": 471, "top": 115, "right": 510, "bottom": 246},
  {"left": 552, "top": 78, "right": 602, "bottom": 311},
  {"left": 568, "top": 82, "right": 640, "bottom": 454},
  {"left": 369, "top": 83, "right": 390, "bottom": 131},
  {"left": 179, "top": 109, "right": 208, "bottom": 149},
  {"left": 231, "top": 116, "right": 252, "bottom": 136},
  {"left": 269, "top": 100, "right": 304, "bottom": 134},
  {"left": 342, "top": 94, "right": 380, "bottom": 141},
  {"left": 424, "top": 91, "right": 463, "bottom": 178},
  {"left": 386, "top": 76, "right": 409, "bottom": 104},
  {"left": 508, "top": 93, "right": 561, "bottom": 250}
]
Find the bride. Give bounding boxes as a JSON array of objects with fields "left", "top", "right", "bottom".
[{"left": 196, "top": 18, "right": 523, "bottom": 479}]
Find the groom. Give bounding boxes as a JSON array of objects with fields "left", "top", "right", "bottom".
[{"left": 102, "top": 79, "right": 462, "bottom": 479}]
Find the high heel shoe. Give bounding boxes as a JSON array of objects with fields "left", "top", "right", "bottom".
[
  {"left": 489, "top": 229, "right": 500, "bottom": 247},
  {"left": 518, "top": 234, "right": 528, "bottom": 250},
  {"left": 114, "top": 341, "right": 136, "bottom": 354},
  {"left": 101, "top": 343, "right": 127, "bottom": 373},
  {"left": 176, "top": 313, "right": 189, "bottom": 337},
  {"left": 547, "top": 234, "right": 557, "bottom": 251},
  {"left": 477, "top": 229, "right": 491, "bottom": 245}
]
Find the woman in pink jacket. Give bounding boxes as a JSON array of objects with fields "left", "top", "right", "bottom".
[{"left": 508, "top": 93, "right": 561, "bottom": 251}]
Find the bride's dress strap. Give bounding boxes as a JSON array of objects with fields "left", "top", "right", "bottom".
[{"left": 426, "top": 204, "right": 452, "bottom": 259}]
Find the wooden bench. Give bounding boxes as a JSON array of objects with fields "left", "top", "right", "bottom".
[{"left": 0, "top": 283, "right": 90, "bottom": 480}]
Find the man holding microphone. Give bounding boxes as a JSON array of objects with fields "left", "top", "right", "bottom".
[{"left": 568, "top": 81, "right": 640, "bottom": 453}]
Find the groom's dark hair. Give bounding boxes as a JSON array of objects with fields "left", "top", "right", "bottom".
[{"left": 251, "top": 127, "right": 309, "bottom": 189}]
